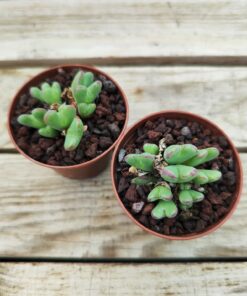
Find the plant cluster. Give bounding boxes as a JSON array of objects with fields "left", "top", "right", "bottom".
[
  {"left": 17, "top": 71, "right": 102, "bottom": 151},
  {"left": 125, "top": 140, "right": 222, "bottom": 219}
]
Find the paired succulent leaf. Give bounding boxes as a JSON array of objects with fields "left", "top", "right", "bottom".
[
  {"left": 152, "top": 200, "right": 178, "bottom": 219},
  {"left": 193, "top": 169, "right": 222, "bottom": 185},
  {"left": 179, "top": 189, "right": 204, "bottom": 208},
  {"left": 77, "top": 103, "right": 96, "bottom": 118},
  {"left": 73, "top": 86, "right": 87, "bottom": 104},
  {"left": 18, "top": 108, "right": 46, "bottom": 129},
  {"left": 64, "top": 117, "right": 84, "bottom": 151},
  {"left": 164, "top": 144, "right": 198, "bottom": 164},
  {"left": 158, "top": 165, "right": 198, "bottom": 183},
  {"left": 38, "top": 126, "right": 59, "bottom": 138},
  {"left": 125, "top": 153, "right": 155, "bottom": 172},
  {"left": 18, "top": 108, "right": 58, "bottom": 138},
  {"left": 71, "top": 71, "right": 102, "bottom": 105},
  {"left": 148, "top": 185, "right": 172, "bottom": 202},
  {"left": 85, "top": 81, "right": 102, "bottom": 103},
  {"left": 44, "top": 104, "right": 76, "bottom": 131},
  {"left": 30, "top": 82, "right": 62, "bottom": 105},
  {"left": 71, "top": 71, "right": 94, "bottom": 92},
  {"left": 184, "top": 147, "right": 219, "bottom": 167},
  {"left": 143, "top": 143, "right": 159, "bottom": 155}
]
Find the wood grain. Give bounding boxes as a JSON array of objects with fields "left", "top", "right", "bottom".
[
  {"left": 2, "top": 66, "right": 247, "bottom": 149},
  {"left": 0, "top": 262, "right": 247, "bottom": 295},
  {"left": 0, "top": 153, "right": 245, "bottom": 258},
  {"left": 1, "top": 0, "right": 247, "bottom": 65}
]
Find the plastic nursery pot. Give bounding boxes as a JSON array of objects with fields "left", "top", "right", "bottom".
[
  {"left": 111, "top": 110, "right": 243, "bottom": 240},
  {"left": 8, "top": 65, "right": 129, "bottom": 179}
]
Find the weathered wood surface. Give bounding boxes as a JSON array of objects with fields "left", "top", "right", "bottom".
[
  {"left": 1, "top": 66, "right": 247, "bottom": 149},
  {"left": 0, "top": 153, "right": 245, "bottom": 258},
  {"left": 1, "top": 0, "right": 247, "bottom": 65},
  {"left": 0, "top": 262, "right": 246, "bottom": 295}
]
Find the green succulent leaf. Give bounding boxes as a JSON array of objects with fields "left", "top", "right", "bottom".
[
  {"left": 158, "top": 165, "right": 198, "bottom": 183},
  {"left": 148, "top": 185, "right": 173, "bottom": 202},
  {"left": 184, "top": 147, "right": 220, "bottom": 167},
  {"left": 44, "top": 110, "right": 61, "bottom": 130},
  {"left": 71, "top": 71, "right": 83, "bottom": 94},
  {"left": 193, "top": 169, "right": 222, "bottom": 185},
  {"left": 85, "top": 81, "right": 102, "bottom": 103},
  {"left": 38, "top": 126, "right": 59, "bottom": 138},
  {"left": 31, "top": 108, "right": 47, "bottom": 122},
  {"left": 44, "top": 104, "right": 76, "bottom": 131},
  {"left": 71, "top": 70, "right": 102, "bottom": 104},
  {"left": 164, "top": 144, "right": 198, "bottom": 164},
  {"left": 131, "top": 175, "right": 157, "bottom": 186},
  {"left": 41, "top": 82, "right": 62, "bottom": 105},
  {"left": 73, "top": 85, "right": 87, "bottom": 104},
  {"left": 81, "top": 72, "right": 94, "bottom": 87},
  {"left": 30, "top": 87, "right": 44, "bottom": 102},
  {"left": 64, "top": 117, "right": 84, "bottom": 151},
  {"left": 78, "top": 103, "right": 96, "bottom": 118},
  {"left": 30, "top": 82, "right": 62, "bottom": 105},
  {"left": 179, "top": 189, "right": 204, "bottom": 206},
  {"left": 143, "top": 143, "right": 159, "bottom": 155},
  {"left": 51, "top": 82, "right": 62, "bottom": 104},
  {"left": 17, "top": 108, "right": 46, "bottom": 129},
  {"left": 151, "top": 200, "right": 178, "bottom": 219},
  {"left": 125, "top": 153, "right": 155, "bottom": 172},
  {"left": 190, "top": 190, "right": 204, "bottom": 203},
  {"left": 179, "top": 190, "right": 193, "bottom": 206}
]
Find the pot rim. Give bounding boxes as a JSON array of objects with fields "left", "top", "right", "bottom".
[
  {"left": 7, "top": 64, "right": 129, "bottom": 170},
  {"left": 111, "top": 110, "right": 243, "bottom": 240}
]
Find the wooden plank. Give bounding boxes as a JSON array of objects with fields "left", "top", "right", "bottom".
[
  {"left": 0, "top": 153, "right": 245, "bottom": 258},
  {"left": 0, "top": 262, "right": 247, "bottom": 295},
  {"left": 0, "top": 0, "right": 247, "bottom": 64},
  {"left": 2, "top": 66, "right": 247, "bottom": 149}
]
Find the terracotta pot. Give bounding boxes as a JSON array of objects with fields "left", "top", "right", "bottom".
[
  {"left": 8, "top": 65, "right": 129, "bottom": 179},
  {"left": 111, "top": 110, "right": 243, "bottom": 240}
]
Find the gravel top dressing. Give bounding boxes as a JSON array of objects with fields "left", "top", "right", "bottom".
[
  {"left": 116, "top": 117, "right": 236, "bottom": 236},
  {"left": 11, "top": 68, "right": 126, "bottom": 166}
]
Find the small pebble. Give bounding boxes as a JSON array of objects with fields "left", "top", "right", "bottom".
[
  {"left": 219, "top": 136, "right": 228, "bottom": 148},
  {"left": 118, "top": 149, "right": 126, "bottom": 162},
  {"left": 118, "top": 177, "right": 129, "bottom": 193},
  {"left": 132, "top": 201, "right": 145, "bottom": 213},
  {"left": 108, "top": 123, "right": 120, "bottom": 139},
  {"left": 103, "top": 80, "right": 117, "bottom": 93},
  {"left": 181, "top": 126, "right": 191, "bottom": 137},
  {"left": 224, "top": 171, "right": 236, "bottom": 186},
  {"left": 125, "top": 185, "right": 139, "bottom": 202}
]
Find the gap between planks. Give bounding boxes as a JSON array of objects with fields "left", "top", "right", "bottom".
[
  {"left": 2, "top": 56, "right": 247, "bottom": 68},
  {"left": 0, "top": 257, "right": 247, "bottom": 263}
]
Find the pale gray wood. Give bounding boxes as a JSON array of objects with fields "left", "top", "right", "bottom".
[
  {"left": 2, "top": 66, "right": 247, "bottom": 149},
  {"left": 0, "top": 153, "right": 245, "bottom": 258},
  {"left": 0, "top": 262, "right": 246, "bottom": 295},
  {"left": 0, "top": 1, "right": 247, "bottom": 64}
]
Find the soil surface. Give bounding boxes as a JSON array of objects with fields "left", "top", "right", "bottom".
[
  {"left": 11, "top": 68, "right": 126, "bottom": 166},
  {"left": 116, "top": 117, "right": 237, "bottom": 236}
]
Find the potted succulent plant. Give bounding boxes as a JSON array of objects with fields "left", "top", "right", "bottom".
[
  {"left": 111, "top": 111, "right": 243, "bottom": 240},
  {"left": 8, "top": 65, "right": 128, "bottom": 179}
]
